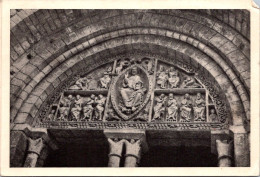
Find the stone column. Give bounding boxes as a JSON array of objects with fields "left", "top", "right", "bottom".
[
  {"left": 230, "top": 125, "right": 250, "bottom": 167},
  {"left": 104, "top": 129, "right": 148, "bottom": 167},
  {"left": 216, "top": 139, "right": 232, "bottom": 167},
  {"left": 107, "top": 138, "right": 125, "bottom": 167},
  {"left": 124, "top": 139, "right": 141, "bottom": 167},
  {"left": 24, "top": 138, "right": 44, "bottom": 167}
]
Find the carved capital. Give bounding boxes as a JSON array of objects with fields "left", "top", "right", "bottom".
[
  {"left": 125, "top": 139, "right": 141, "bottom": 160},
  {"left": 108, "top": 138, "right": 125, "bottom": 157},
  {"left": 27, "top": 138, "right": 44, "bottom": 156},
  {"left": 216, "top": 140, "right": 232, "bottom": 158}
]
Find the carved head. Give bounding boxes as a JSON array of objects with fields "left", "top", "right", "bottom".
[
  {"left": 184, "top": 93, "right": 190, "bottom": 99},
  {"left": 159, "top": 65, "right": 164, "bottom": 71},
  {"left": 98, "top": 94, "right": 103, "bottom": 99},
  {"left": 68, "top": 95, "right": 73, "bottom": 99},
  {"left": 169, "top": 93, "right": 174, "bottom": 99},
  {"left": 90, "top": 94, "right": 96, "bottom": 99},
  {"left": 76, "top": 95, "right": 81, "bottom": 99},
  {"left": 169, "top": 67, "right": 175, "bottom": 72},
  {"left": 131, "top": 67, "right": 138, "bottom": 75},
  {"left": 51, "top": 109, "right": 55, "bottom": 114},
  {"left": 130, "top": 139, "right": 135, "bottom": 144},
  {"left": 135, "top": 81, "right": 143, "bottom": 90},
  {"left": 196, "top": 93, "right": 201, "bottom": 99},
  {"left": 160, "top": 93, "right": 165, "bottom": 99},
  {"left": 114, "top": 138, "right": 119, "bottom": 142},
  {"left": 210, "top": 109, "right": 215, "bottom": 114}
]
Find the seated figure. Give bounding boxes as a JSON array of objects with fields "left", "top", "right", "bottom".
[
  {"left": 168, "top": 67, "right": 180, "bottom": 88},
  {"left": 153, "top": 94, "right": 166, "bottom": 121},
  {"left": 47, "top": 109, "right": 56, "bottom": 121},
  {"left": 182, "top": 76, "right": 201, "bottom": 88},
  {"left": 156, "top": 65, "right": 168, "bottom": 89},
  {"left": 194, "top": 93, "right": 206, "bottom": 122},
  {"left": 166, "top": 93, "right": 178, "bottom": 121},
  {"left": 180, "top": 93, "right": 193, "bottom": 122},
  {"left": 93, "top": 94, "right": 106, "bottom": 121},
  {"left": 69, "top": 77, "right": 87, "bottom": 90},
  {"left": 120, "top": 67, "right": 146, "bottom": 114},
  {"left": 82, "top": 94, "right": 95, "bottom": 121},
  {"left": 71, "top": 95, "right": 83, "bottom": 121},
  {"left": 58, "top": 103, "right": 69, "bottom": 121},
  {"left": 99, "top": 72, "right": 111, "bottom": 89},
  {"left": 209, "top": 109, "right": 219, "bottom": 122}
]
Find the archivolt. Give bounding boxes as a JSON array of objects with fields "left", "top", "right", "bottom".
[{"left": 11, "top": 32, "right": 249, "bottom": 129}]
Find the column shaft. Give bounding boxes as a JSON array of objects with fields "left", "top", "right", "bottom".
[
  {"left": 216, "top": 140, "right": 232, "bottom": 167},
  {"left": 23, "top": 138, "right": 44, "bottom": 167},
  {"left": 233, "top": 133, "right": 250, "bottom": 167},
  {"left": 124, "top": 139, "right": 141, "bottom": 167},
  {"left": 107, "top": 138, "right": 124, "bottom": 167}
]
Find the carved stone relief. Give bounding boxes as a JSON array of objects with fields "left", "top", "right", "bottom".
[{"left": 38, "top": 53, "right": 229, "bottom": 130}]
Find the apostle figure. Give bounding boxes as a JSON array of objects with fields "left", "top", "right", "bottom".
[
  {"left": 71, "top": 95, "right": 83, "bottom": 121},
  {"left": 94, "top": 94, "right": 106, "bottom": 121},
  {"left": 168, "top": 67, "right": 180, "bottom": 88},
  {"left": 82, "top": 94, "right": 95, "bottom": 121},
  {"left": 69, "top": 77, "right": 87, "bottom": 90},
  {"left": 61, "top": 94, "right": 74, "bottom": 107},
  {"left": 180, "top": 93, "right": 193, "bottom": 122},
  {"left": 86, "top": 76, "right": 98, "bottom": 90},
  {"left": 166, "top": 93, "right": 178, "bottom": 121},
  {"left": 209, "top": 109, "right": 219, "bottom": 122},
  {"left": 99, "top": 72, "right": 111, "bottom": 89},
  {"left": 116, "top": 59, "right": 130, "bottom": 74},
  {"left": 156, "top": 65, "right": 168, "bottom": 89},
  {"left": 120, "top": 67, "right": 146, "bottom": 113},
  {"left": 58, "top": 103, "right": 69, "bottom": 121},
  {"left": 182, "top": 76, "right": 201, "bottom": 88},
  {"left": 47, "top": 109, "right": 56, "bottom": 121},
  {"left": 194, "top": 93, "right": 206, "bottom": 122},
  {"left": 153, "top": 94, "right": 166, "bottom": 121}
]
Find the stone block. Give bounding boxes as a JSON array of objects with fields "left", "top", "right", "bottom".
[
  {"left": 26, "top": 94, "right": 39, "bottom": 104},
  {"left": 219, "top": 41, "right": 237, "bottom": 55},
  {"left": 13, "top": 43, "right": 25, "bottom": 55},
  {"left": 209, "top": 33, "right": 228, "bottom": 48},
  {"left": 23, "top": 85, "right": 34, "bottom": 96},
  {"left": 11, "top": 77, "right": 25, "bottom": 87},
  {"left": 14, "top": 112, "right": 33, "bottom": 124},
  {"left": 228, "top": 12, "right": 236, "bottom": 28}
]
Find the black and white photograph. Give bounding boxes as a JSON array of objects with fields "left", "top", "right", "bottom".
[{"left": 1, "top": 0, "right": 259, "bottom": 176}]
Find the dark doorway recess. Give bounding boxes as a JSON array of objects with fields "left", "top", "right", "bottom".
[
  {"left": 140, "top": 146, "right": 218, "bottom": 167},
  {"left": 44, "top": 142, "right": 109, "bottom": 167}
]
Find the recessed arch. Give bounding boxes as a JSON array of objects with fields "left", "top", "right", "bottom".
[{"left": 12, "top": 33, "right": 248, "bottom": 130}]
